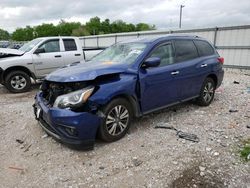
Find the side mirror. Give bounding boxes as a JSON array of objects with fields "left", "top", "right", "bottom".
[
  {"left": 34, "top": 48, "right": 45, "bottom": 54},
  {"left": 142, "top": 57, "right": 161, "bottom": 68}
]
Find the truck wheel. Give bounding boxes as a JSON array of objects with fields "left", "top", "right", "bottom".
[
  {"left": 196, "top": 77, "right": 215, "bottom": 106},
  {"left": 5, "top": 71, "right": 31, "bottom": 93},
  {"left": 98, "top": 98, "right": 133, "bottom": 142}
]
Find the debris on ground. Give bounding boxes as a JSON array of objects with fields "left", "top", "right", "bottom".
[
  {"left": 154, "top": 125, "right": 199, "bottom": 142},
  {"left": 229, "top": 109, "right": 238, "bottom": 113},
  {"left": 233, "top": 81, "right": 240, "bottom": 84},
  {"left": 215, "top": 87, "right": 224, "bottom": 94},
  {"left": 16, "top": 139, "right": 24, "bottom": 144},
  {"left": 41, "top": 134, "right": 48, "bottom": 139},
  {"left": 132, "top": 157, "right": 143, "bottom": 167},
  {"left": 9, "top": 166, "right": 24, "bottom": 171},
  {"left": 24, "top": 144, "right": 32, "bottom": 152},
  {"left": 99, "top": 166, "right": 105, "bottom": 170}
]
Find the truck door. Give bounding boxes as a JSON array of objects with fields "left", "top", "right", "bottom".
[
  {"left": 32, "top": 39, "right": 64, "bottom": 78},
  {"left": 62, "top": 38, "right": 84, "bottom": 65}
]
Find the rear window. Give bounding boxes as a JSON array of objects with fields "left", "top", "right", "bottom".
[
  {"left": 63, "top": 39, "right": 77, "bottom": 51},
  {"left": 174, "top": 40, "right": 198, "bottom": 62},
  {"left": 194, "top": 40, "right": 215, "bottom": 57}
]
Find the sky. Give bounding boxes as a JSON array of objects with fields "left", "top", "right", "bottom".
[{"left": 0, "top": 0, "right": 250, "bottom": 32}]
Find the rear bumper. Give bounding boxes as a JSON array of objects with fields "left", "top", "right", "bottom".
[
  {"left": 216, "top": 69, "right": 224, "bottom": 88},
  {"left": 33, "top": 92, "right": 102, "bottom": 150}
]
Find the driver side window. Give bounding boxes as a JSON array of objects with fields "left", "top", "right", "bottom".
[
  {"left": 149, "top": 43, "right": 174, "bottom": 67},
  {"left": 39, "top": 40, "right": 60, "bottom": 53}
]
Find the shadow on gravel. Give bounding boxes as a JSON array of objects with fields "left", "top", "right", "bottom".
[
  {"left": 128, "top": 101, "right": 196, "bottom": 134},
  {"left": 170, "top": 164, "right": 225, "bottom": 188}
]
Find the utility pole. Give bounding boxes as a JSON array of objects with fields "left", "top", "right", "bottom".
[{"left": 179, "top": 5, "right": 185, "bottom": 29}]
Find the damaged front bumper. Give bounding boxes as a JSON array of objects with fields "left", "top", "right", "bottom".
[{"left": 33, "top": 92, "right": 102, "bottom": 150}]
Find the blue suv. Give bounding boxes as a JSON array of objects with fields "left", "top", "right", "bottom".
[{"left": 33, "top": 35, "right": 224, "bottom": 149}]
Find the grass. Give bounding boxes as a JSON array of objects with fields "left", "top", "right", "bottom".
[{"left": 240, "top": 138, "right": 250, "bottom": 161}]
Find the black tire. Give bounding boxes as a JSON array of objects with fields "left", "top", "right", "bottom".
[
  {"left": 196, "top": 77, "right": 215, "bottom": 106},
  {"left": 5, "top": 71, "right": 31, "bottom": 93},
  {"left": 98, "top": 98, "right": 133, "bottom": 142}
]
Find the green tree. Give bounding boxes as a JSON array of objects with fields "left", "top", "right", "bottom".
[
  {"left": 34, "top": 23, "right": 59, "bottom": 38},
  {"left": 10, "top": 17, "right": 156, "bottom": 41},
  {"left": 58, "top": 20, "right": 81, "bottom": 36},
  {"left": 85, "top": 17, "right": 102, "bottom": 35},
  {"left": 12, "top": 26, "right": 34, "bottom": 41},
  {"left": 0, "top": 28, "right": 10, "bottom": 40},
  {"left": 101, "top": 19, "right": 111, "bottom": 34},
  {"left": 71, "top": 26, "right": 90, "bottom": 36},
  {"left": 136, "top": 23, "right": 155, "bottom": 31}
]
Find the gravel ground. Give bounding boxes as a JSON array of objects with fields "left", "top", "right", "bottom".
[{"left": 0, "top": 69, "right": 249, "bottom": 188}]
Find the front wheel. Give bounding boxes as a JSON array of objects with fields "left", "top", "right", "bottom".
[
  {"left": 5, "top": 71, "right": 31, "bottom": 93},
  {"left": 196, "top": 77, "right": 215, "bottom": 106},
  {"left": 98, "top": 98, "right": 133, "bottom": 142}
]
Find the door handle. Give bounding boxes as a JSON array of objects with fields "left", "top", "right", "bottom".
[
  {"left": 75, "top": 54, "right": 81, "bottom": 56},
  {"left": 54, "top": 55, "right": 62, "bottom": 58},
  {"left": 34, "top": 62, "right": 43, "bottom": 65},
  {"left": 200, "top": 64, "right": 207, "bottom": 67},
  {"left": 171, "top": 71, "right": 179, "bottom": 75}
]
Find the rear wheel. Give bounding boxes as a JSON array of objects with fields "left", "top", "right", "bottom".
[
  {"left": 98, "top": 98, "right": 133, "bottom": 142},
  {"left": 5, "top": 71, "right": 31, "bottom": 93},
  {"left": 196, "top": 77, "right": 215, "bottom": 106}
]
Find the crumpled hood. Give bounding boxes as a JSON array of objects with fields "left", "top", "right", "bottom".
[
  {"left": 0, "top": 48, "right": 24, "bottom": 56},
  {"left": 46, "top": 61, "right": 129, "bottom": 82}
]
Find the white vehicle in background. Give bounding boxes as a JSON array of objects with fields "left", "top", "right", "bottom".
[{"left": 0, "top": 36, "right": 102, "bottom": 93}]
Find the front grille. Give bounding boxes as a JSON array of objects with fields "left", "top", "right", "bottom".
[{"left": 41, "top": 81, "right": 88, "bottom": 105}]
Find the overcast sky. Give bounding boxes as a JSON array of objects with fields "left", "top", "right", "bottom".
[{"left": 1, "top": 0, "right": 250, "bottom": 32}]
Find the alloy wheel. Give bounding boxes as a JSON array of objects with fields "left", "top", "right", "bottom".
[
  {"left": 10, "top": 75, "right": 27, "bottom": 90},
  {"left": 203, "top": 82, "right": 214, "bottom": 103},
  {"left": 105, "top": 105, "right": 129, "bottom": 136}
]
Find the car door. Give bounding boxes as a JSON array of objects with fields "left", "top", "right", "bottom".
[
  {"left": 32, "top": 39, "right": 64, "bottom": 77},
  {"left": 173, "top": 39, "right": 212, "bottom": 100},
  {"left": 62, "top": 38, "right": 83, "bottom": 65},
  {"left": 139, "top": 42, "right": 182, "bottom": 113}
]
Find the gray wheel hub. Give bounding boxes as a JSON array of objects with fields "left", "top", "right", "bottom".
[
  {"left": 105, "top": 105, "right": 129, "bottom": 136},
  {"left": 10, "top": 75, "right": 27, "bottom": 90},
  {"left": 203, "top": 82, "right": 214, "bottom": 102}
]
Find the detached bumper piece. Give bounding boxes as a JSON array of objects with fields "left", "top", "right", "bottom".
[{"left": 33, "top": 92, "right": 101, "bottom": 150}]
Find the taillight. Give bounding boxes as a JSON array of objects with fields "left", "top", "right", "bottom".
[{"left": 218, "top": 57, "right": 224, "bottom": 64}]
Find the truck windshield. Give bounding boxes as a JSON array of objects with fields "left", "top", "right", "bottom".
[
  {"left": 91, "top": 43, "right": 146, "bottom": 64},
  {"left": 19, "top": 38, "right": 43, "bottom": 52}
]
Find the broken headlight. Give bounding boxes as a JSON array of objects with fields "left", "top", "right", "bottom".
[{"left": 53, "top": 86, "right": 94, "bottom": 109}]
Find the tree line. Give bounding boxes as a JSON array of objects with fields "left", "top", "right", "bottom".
[{"left": 0, "top": 17, "right": 155, "bottom": 41}]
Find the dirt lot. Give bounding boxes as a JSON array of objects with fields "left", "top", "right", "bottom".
[{"left": 0, "top": 69, "right": 249, "bottom": 188}]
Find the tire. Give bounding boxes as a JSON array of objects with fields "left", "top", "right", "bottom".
[
  {"left": 196, "top": 77, "right": 215, "bottom": 106},
  {"left": 98, "top": 98, "right": 133, "bottom": 142},
  {"left": 5, "top": 71, "right": 31, "bottom": 93}
]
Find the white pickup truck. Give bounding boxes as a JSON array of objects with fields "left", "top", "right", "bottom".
[{"left": 0, "top": 36, "right": 101, "bottom": 93}]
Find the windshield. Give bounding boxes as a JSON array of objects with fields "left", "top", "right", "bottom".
[
  {"left": 19, "top": 38, "right": 43, "bottom": 52},
  {"left": 91, "top": 42, "right": 147, "bottom": 64}
]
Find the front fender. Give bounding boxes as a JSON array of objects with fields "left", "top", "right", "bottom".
[
  {"left": 89, "top": 73, "right": 140, "bottom": 114},
  {"left": 0, "top": 54, "right": 34, "bottom": 71}
]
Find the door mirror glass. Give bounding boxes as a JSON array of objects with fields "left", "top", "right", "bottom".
[
  {"left": 34, "top": 48, "right": 45, "bottom": 54},
  {"left": 143, "top": 57, "right": 161, "bottom": 68}
]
